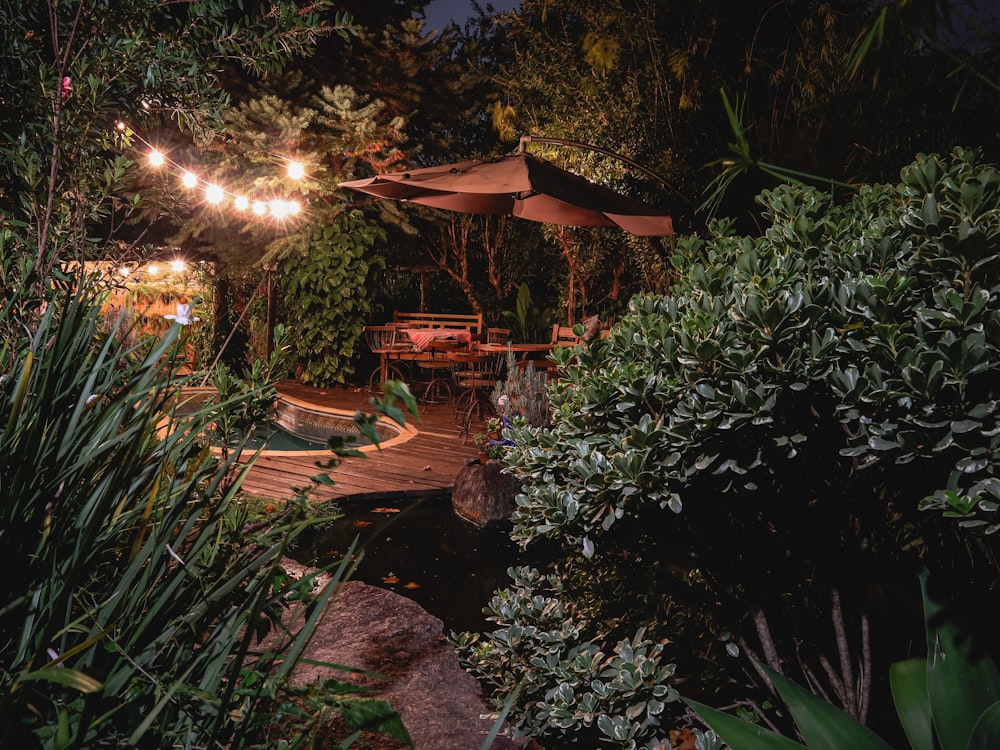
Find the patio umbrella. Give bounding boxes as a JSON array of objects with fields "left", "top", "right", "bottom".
[{"left": 338, "top": 152, "right": 675, "bottom": 236}]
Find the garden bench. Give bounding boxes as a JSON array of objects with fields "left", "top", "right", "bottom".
[{"left": 390, "top": 311, "right": 483, "bottom": 337}]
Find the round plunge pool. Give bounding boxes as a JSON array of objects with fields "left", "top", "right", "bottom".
[
  {"left": 170, "top": 389, "right": 418, "bottom": 456},
  {"left": 258, "top": 395, "right": 417, "bottom": 455}
]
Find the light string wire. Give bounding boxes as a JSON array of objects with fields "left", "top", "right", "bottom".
[{"left": 115, "top": 121, "right": 306, "bottom": 221}]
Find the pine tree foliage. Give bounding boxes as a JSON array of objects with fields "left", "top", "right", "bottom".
[{"left": 0, "top": 0, "right": 343, "bottom": 294}]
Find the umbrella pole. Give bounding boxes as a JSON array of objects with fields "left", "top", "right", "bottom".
[{"left": 557, "top": 226, "right": 577, "bottom": 327}]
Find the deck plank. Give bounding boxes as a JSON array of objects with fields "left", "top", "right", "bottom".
[{"left": 238, "top": 382, "right": 483, "bottom": 501}]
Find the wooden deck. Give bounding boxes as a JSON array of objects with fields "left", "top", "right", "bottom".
[{"left": 239, "top": 380, "right": 484, "bottom": 502}]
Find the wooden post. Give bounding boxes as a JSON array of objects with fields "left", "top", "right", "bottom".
[{"left": 264, "top": 264, "right": 277, "bottom": 358}]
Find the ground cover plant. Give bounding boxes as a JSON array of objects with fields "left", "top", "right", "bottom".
[{"left": 457, "top": 148, "right": 1000, "bottom": 748}]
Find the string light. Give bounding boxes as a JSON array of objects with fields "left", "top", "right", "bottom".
[
  {"left": 287, "top": 160, "right": 305, "bottom": 180},
  {"left": 205, "top": 184, "right": 224, "bottom": 204},
  {"left": 117, "top": 121, "right": 306, "bottom": 223}
]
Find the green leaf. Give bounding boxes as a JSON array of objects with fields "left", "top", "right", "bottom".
[
  {"left": 762, "top": 665, "right": 894, "bottom": 750},
  {"left": 889, "top": 658, "right": 934, "bottom": 750},
  {"left": 922, "top": 570, "right": 1000, "bottom": 750},
  {"left": 19, "top": 666, "right": 102, "bottom": 694},
  {"left": 339, "top": 698, "right": 412, "bottom": 743},
  {"left": 682, "top": 697, "right": 807, "bottom": 750},
  {"left": 967, "top": 702, "right": 1000, "bottom": 750}
]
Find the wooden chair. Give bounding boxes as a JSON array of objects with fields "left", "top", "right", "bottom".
[
  {"left": 449, "top": 348, "right": 503, "bottom": 442},
  {"left": 362, "top": 325, "right": 414, "bottom": 391},
  {"left": 416, "top": 339, "right": 460, "bottom": 406},
  {"left": 531, "top": 324, "right": 581, "bottom": 374},
  {"left": 486, "top": 327, "right": 511, "bottom": 344},
  {"left": 552, "top": 324, "right": 581, "bottom": 347}
]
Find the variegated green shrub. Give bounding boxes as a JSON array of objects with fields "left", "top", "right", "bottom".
[{"left": 460, "top": 148, "right": 1000, "bottom": 747}]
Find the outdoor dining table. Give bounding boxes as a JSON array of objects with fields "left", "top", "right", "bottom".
[
  {"left": 399, "top": 327, "right": 474, "bottom": 351},
  {"left": 476, "top": 342, "right": 554, "bottom": 354},
  {"left": 476, "top": 342, "right": 555, "bottom": 371},
  {"left": 395, "top": 329, "right": 471, "bottom": 405}
]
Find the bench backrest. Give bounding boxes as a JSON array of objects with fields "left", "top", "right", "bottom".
[{"left": 392, "top": 311, "right": 483, "bottom": 336}]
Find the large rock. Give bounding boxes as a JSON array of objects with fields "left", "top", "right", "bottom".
[
  {"left": 281, "top": 574, "right": 524, "bottom": 749},
  {"left": 452, "top": 460, "right": 523, "bottom": 527}
]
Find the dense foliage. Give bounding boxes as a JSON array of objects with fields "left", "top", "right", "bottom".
[
  {"left": 0, "top": 266, "right": 414, "bottom": 747},
  {"left": 0, "top": 0, "right": 344, "bottom": 287},
  {"left": 279, "top": 209, "right": 386, "bottom": 384},
  {"left": 0, "top": 2, "right": 418, "bottom": 745},
  {"left": 488, "top": 0, "right": 1000, "bottom": 222},
  {"left": 458, "top": 148, "right": 1000, "bottom": 747}
]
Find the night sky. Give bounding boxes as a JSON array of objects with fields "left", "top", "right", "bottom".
[{"left": 421, "top": 0, "right": 521, "bottom": 32}]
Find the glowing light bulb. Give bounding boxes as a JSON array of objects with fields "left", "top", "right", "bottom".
[
  {"left": 252, "top": 200, "right": 267, "bottom": 216},
  {"left": 287, "top": 160, "right": 305, "bottom": 180},
  {"left": 147, "top": 264, "right": 160, "bottom": 276},
  {"left": 181, "top": 171, "right": 197, "bottom": 189},
  {"left": 233, "top": 195, "right": 249, "bottom": 211},
  {"left": 270, "top": 200, "right": 299, "bottom": 219},
  {"left": 205, "top": 184, "right": 224, "bottom": 204},
  {"left": 148, "top": 149, "right": 165, "bottom": 168},
  {"left": 171, "top": 260, "right": 186, "bottom": 273},
  {"left": 287, "top": 200, "right": 301, "bottom": 215}
]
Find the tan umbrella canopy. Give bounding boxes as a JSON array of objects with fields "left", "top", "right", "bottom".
[{"left": 339, "top": 151, "right": 675, "bottom": 237}]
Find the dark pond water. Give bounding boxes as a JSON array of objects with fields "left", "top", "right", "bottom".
[{"left": 287, "top": 495, "right": 521, "bottom": 633}]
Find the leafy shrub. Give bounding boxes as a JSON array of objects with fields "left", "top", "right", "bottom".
[
  {"left": 501, "top": 282, "right": 558, "bottom": 344},
  {"left": 280, "top": 209, "right": 385, "bottom": 386},
  {"left": 460, "top": 148, "right": 1000, "bottom": 747},
  {"left": 455, "top": 566, "right": 678, "bottom": 748}
]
